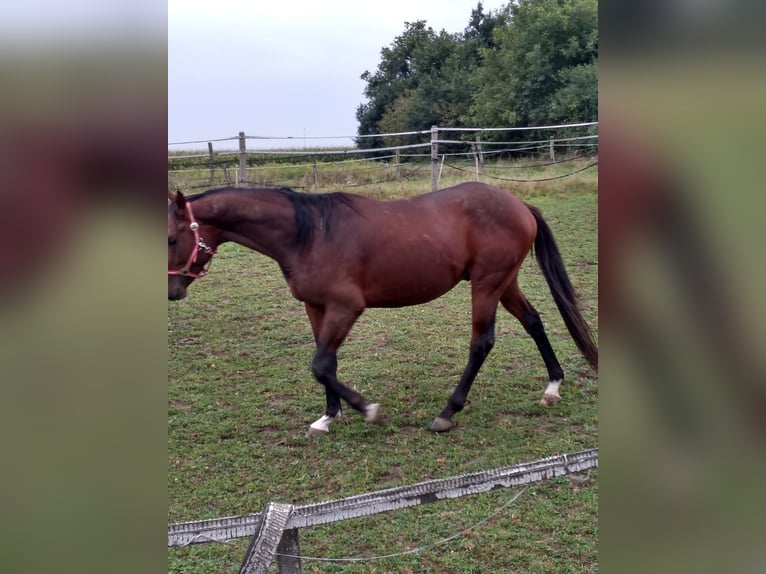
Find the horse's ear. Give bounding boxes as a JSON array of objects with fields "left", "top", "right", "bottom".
[
  {"left": 174, "top": 191, "right": 187, "bottom": 213},
  {"left": 168, "top": 189, "right": 177, "bottom": 203}
]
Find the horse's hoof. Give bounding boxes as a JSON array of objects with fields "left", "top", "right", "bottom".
[
  {"left": 540, "top": 393, "right": 562, "bottom": 407},
  {"left": 306, "top": 426, "right": 329, "bottom": 438},
  {"left": 365, "top": 403, "right": 384, "bottom": 425},
  {"left": 430, "top": 417, "right": 455, "bottom": 432},
  {"left": 306, "top": 413, "right": 336, "bottom": 437}
]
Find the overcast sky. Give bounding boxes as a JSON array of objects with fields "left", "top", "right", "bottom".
[{"left": 169, "top": 0, "right": 508, "bottom": 150}]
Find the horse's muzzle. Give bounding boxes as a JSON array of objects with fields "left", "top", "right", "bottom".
[{"left": 168, "top": 284, "right": 187, "bottom": 301}]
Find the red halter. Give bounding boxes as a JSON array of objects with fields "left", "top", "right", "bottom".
[{"left": 168, "top": 201, "right": 216, "bottom": 278}]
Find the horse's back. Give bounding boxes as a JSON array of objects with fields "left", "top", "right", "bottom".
[
  {"left": 421, "top": 182, "right": 536, "bottom": 241},
  {"left": 330, "top": 182, "right": 536, "bottom": 307},
  {"left": 348, "top": 181, "right": 536, "bottom": 256}
]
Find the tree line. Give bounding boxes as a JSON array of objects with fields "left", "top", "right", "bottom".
[{"left": 355, "top": 0, "right": 597, "bottom": 149}]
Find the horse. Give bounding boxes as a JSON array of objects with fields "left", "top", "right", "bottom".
[
  {"left": 168, "top": 182, "right": 598, "bottom": 436},
  {"left": 1, "top": 110, "right": 166, "bottom": 302}
]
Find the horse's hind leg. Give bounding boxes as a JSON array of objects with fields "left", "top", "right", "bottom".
[
  {"left": 432, "top": 296, "right": 498, "bottom": 432},
  {"left": 501, "top": 281, "right": 565, "bottom": 406}
]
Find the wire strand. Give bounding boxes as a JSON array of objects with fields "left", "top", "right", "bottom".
[{"left": 275, "top": 487, "right": 527, "bottom": 563}]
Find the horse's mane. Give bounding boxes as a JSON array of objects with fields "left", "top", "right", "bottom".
[{"left": 192, "top": 186, "right": 358, "bottom": 249}]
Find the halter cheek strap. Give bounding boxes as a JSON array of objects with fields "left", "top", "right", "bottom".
[{"left": 168, "top": 201, "right": 217, "bottom": 278}]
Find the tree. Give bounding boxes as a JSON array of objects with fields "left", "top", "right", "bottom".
[
  {"left": 464, "top": 1, "right": 508, "bottom": 48},
  {"left": 470, "top": 0, "right": 598, "bottom": 128},
  {"left": 356, "top": 0, "right": 597, "bottom": 147},
  {"left": 549, "top": 61, "right": 598, "bottom": 122},
  {"left": 356, "top": 7, "right": 507, "bottom": 148},
  {"left": 355, "top": 21, "right": 441, "bottom": 147}
]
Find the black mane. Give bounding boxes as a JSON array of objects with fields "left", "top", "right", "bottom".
[{"left": 192, "top": 186, "right": 358, "bottom": 249}]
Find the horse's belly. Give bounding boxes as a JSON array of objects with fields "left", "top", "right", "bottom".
[{"left": 363, "top": 264, "right": 460, "bottom": 308}]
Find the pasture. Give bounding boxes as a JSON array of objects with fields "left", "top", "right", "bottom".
[{"left": 168, "top": 164, "right": 598, "bottom": 573}]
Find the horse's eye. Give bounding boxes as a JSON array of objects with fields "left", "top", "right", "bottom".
[{"left": 168, "top": 238, "right": 177, "bottom": 246}]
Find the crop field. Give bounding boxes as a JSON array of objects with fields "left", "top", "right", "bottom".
[{"left": 168, "top": 160, "right": 598, "bottom": 573}]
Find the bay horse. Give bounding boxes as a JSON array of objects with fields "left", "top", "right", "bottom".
[{"left": 168, "top": 182, "right": 598, "bottom": 436}]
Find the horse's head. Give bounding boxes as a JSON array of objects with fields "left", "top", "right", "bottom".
[{"left": 168, "top": 191, "right": 217, "bottom": 301}]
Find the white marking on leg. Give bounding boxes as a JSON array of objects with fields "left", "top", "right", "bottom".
[
  {"left": 544, "top": 380, "right": 561, "bottom": 399},
  {"left": 364, "top": 403, "right": 383, "bottom": 425},
  {"left": 540, "top": 379, "right": 562, "bottom": 406},
  {"left": 307, "top": 414, "right": 336, "bottom": 436}
]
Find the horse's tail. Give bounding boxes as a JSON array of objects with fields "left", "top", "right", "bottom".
[{"left": 526, "top": 203, "right": 598, "bottom": 371}]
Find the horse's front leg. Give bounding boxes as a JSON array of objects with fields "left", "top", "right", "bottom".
[
  {"left": 307, "top": 343, "right": 383, "bottom": 436},
  {"left": 306, "top": 347, "right": 343, "bottom": 437},
  {"left": 304, "top": 303, "right": 383, "bottom": 437},
  {"left": 304, "top": 304, "right": 343, "bottom": 436}
]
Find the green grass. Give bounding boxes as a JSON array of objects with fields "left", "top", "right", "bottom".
[{"left": 168, "top": 170, "right": 597, "bottom": 573}]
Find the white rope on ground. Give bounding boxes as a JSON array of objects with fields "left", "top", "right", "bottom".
[
  {"left": 274, "top": 487, "right": 527, "bottom": 564},
  {"left": 180, "top": 533, "right": 240, "bottom": 546}
]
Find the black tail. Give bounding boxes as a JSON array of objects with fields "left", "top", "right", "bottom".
[{"left": 526, "top": 203, "right": 598, "bottom": 371}]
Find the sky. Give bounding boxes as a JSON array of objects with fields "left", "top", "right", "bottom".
[{"left": 168, "top": 0, "right": 508, "bottom": 150}]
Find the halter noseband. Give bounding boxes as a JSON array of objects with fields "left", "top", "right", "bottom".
[{"left": 168, "top": 200, "right": 217, "bottom": 278}]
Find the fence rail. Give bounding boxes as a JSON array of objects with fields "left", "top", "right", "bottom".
[
  {"left": 167, "top": 121, "right": 598, "bottom": 147},
  {"left": 168, "top": 448, "right": 597, "bottom": 573},
  {"left": 168, "top": 122, "right": 598, "bottom": 192}
]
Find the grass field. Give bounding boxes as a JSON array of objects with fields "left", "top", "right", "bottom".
[{"left": 168, "top": 163, "right": 598, "bottom": 573}]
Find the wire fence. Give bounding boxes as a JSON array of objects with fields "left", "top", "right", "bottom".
[{"left": 168, "top": 122, "right": 598, "bottom": 192}]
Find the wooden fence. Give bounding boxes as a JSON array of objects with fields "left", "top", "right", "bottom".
[
  {"left": 168, "top": 448, "right": 598, "bottom": 573},
  {"left": 168, "top": 122, "right": 598, "bottom": 192}
]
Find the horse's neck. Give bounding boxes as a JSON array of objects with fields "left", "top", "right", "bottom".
[{"left": 197, "top": 191, "right": 295, "bottom": 262}]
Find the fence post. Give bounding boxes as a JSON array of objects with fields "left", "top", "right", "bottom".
[
  {"left": 238, "top": 131, "right": 247, "bottom": 186},
  {"left": 476, "top": 134, "right": 484, "bottom": 167},
  {"left": 430, "top": 125, "right": 439, "bottom": 191},
  {"left": 276, "top": 529, "right": 302, "bottom": 574},
  {"left": 395, "top": 148, "right": 401, "bottom": 179},
  {"left": 312, "top": 157, "right": 319, "bottom": 189},
  {"left": 472, "top": 135, "right": 484, "bottom": 181},
  {"left": 208, "top": 142, "right": 215, "bottom": 185},
  {"left": 549, "top": 137, "right": 555, "bottom": 161},
  {"left": 238, "top": 502, "right": 294, "bottom": 574}
]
